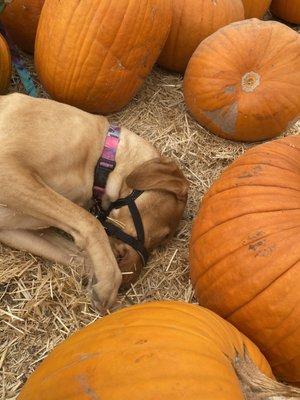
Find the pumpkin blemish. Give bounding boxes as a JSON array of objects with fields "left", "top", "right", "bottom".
[
  {"left": 224, "top": 85, "right": 236, "bottom": 94},
  {"left": 204, "top": 102, "right": 238, "bottom": 135}
]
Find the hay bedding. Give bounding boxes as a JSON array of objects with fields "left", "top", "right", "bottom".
[{"left": 1, "top": 20, "right": 300, "bottom": 400}]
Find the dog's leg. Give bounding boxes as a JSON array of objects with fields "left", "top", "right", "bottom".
[
  {"left": 38, "top": 228, "right": 85, "bottom": 260},
  {"left": 0, "top": 171, "right": 122, "bottom": 308},
  {"left": 38, "top": 228, "right": 92, "bottom": 273},
  {"left": 0, "top": 229, "right": 82, "bottom": 266}
]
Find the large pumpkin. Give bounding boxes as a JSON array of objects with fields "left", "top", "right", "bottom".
[
  {"left": 19, "top": 301, "right": 275, "bottom": 400},
  {"left": 0, "top": 0, "right": 45, "bottom": 54},
  {"left": 184, "top": 19, "right": 300, "bottom": 142},
  {"left": 158, "top": 0, "right": 244, "bottom": 73},
  {"left": 242, "top": 0, "right": 272, "bottom": 18},
  {"left": 0, "top": 33, "right": 11, "bottom": 93},
  {"left": 270, "top": 0, "right": 300, "bottom": 24},
  {"left": 190, "top": 136, "right": 300, "bottom": 385},
  {"left": 35, "top": 0, "right": 171, "bottom": 114}
]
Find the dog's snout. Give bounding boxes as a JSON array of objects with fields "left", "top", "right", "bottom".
[
  {"left": 111, "top": 241, "right": 143, "bottom": 289},
  {"left": 115, "top": 243, "right": 128, "bottom": 261}
]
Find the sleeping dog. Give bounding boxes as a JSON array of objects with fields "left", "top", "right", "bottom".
[{"left": 0, "top": 93, "right": 188, "bottom": 309}]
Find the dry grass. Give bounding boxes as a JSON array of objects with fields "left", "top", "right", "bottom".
[{"left": 1, "top": 18, "right": 300, "bottom": 399}]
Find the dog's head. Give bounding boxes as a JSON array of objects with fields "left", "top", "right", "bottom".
[{"left": 107, "top": 157, "right": 188, "bottom": 288}]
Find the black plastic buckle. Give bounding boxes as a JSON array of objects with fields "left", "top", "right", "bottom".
[{"left": 90, "top": 201, "right": 108, "bottom": 224}]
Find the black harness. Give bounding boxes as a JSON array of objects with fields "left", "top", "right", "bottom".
[
  {"left": 90, "top": 190, "right": 148, "bottom": 266},
  {"left": 90, "top": 125, "right": 149, "bottom": 267}
]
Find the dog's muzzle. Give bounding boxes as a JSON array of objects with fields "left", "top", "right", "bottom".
[{"left": 91, "top": 190, "right": 149, "bottom": 267}]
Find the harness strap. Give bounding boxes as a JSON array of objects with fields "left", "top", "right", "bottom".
[
  {"left": 107, "top": 190, "right": 142, "bottom": 209},
  {"left": 92, "top": 189, "right": 148, "bottom": 266},
  {"left": 128, "top": 200, "right": 145, "bottom": 244},
  {"left": 102, "top": 220, "right": 148, "bottom": 267},
  {"left": 107, "top": 190, "right": 145, "bottom": 244},
  {"left": 107, "top": 190, "right": 145, "bottom": 243}
]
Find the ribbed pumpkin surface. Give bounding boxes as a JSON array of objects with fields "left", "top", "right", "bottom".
[
  {"left": 35, "top": 0, "right": 172, "bottom": 114},
  {"left": 0, "top": 33, "right": 11, "bottom": 93},
  {"left": 19, "top": 301, "right": 273, "bottom": 400},
  {"left": 158, "top": 0, "right": 244, "bottom": 73},
  {"left": 271, "top": 0, "right": 300, "bottom": 24},
  {"left": 190, "top": 136, "right": 300, "bottom": 385},
  {"left": 0, "top": 0, "right": 45, "bottom": 54},
  {"left": 242, "top": 0, "right": 271, "bottom": 18},
  {"left": 183, "top": 19, "right": 300, "bottom": 142}
]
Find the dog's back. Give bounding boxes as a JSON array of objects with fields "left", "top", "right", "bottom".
[{"left": 0, "top": 93, "right": 108, "bottom": 174}]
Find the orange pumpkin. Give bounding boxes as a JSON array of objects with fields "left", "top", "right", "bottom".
[
  {"left": 184, "top": 19, "right": 300, "bottom": 142},
  {"left": 35, "top": 0, "right": 172, "bottom": 114},
  {"left": 158, "top": 0, "right": 244, "bottom": 73},
  {"left": 190, "top": 136, "right": 300, "bottom": 385},
  {"left": 271, "top": 0, "right": 300, "bottom": 24},
  {"left": 0, "top": 33, "right": 11, "bottom": 93},
  {"left": 0, "top": 0, "right": 45, "bottom": 54},
  {"left": 19, "top": 301, "right": 275, "bottom": 400},
  {"left": 242, "top": 0, "right": 272, "bottom": 18}
]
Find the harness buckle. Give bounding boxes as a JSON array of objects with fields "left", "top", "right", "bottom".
[{"left": 90, "top": 201, "right": 108, "bottom": 224}]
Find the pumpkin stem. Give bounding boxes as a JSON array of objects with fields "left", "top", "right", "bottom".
[
  {"left": 241, "top": 71, "right": 260, "bottom": 93},
  {"left": 233, "top": 351, "right": 300, "bottom": 399}
]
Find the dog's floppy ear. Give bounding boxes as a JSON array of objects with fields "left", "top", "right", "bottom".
[{"left": 126, "top": 157, "right": 189, "bottom": 202}]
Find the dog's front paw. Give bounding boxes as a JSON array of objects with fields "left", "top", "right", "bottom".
[{"left": 90, "top": 269, "right": 122, "bottom": 311}]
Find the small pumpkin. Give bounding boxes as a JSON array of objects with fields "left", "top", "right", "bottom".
[
  {"left": 35, "top": 0, "right": 172, "bottom": 114},
  {"left": 270, "top": 0, "right": 300, "bottom": 24},
  {"left": 190, "top": 136, "right": 300, "bottom": 385},
  {"left": 0, "top": 0, "right": 45, "bottom": 54},
  {"left": 241, "top": 0, "right": 272, "bottom": 18},
  {"left": 0, "top": 33, "right": 11, "bottom": 93},
  {"left": 184, "top": 19, "right": 300, "bottom": 142},
  {"left": 158, "top": 0, "right": 244, "bottom": 73},
  {"left": 19, "top": 301, "right": 278, "bottom": 400}
]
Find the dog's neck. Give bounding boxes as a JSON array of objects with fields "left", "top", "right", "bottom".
[{"left": 98, "top": 123, "right": 158, "bottom": 209}]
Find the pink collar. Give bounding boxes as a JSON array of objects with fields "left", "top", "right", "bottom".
[{"left": 93, "top": 125, "right": 121, "bottom": 200}]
